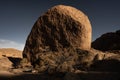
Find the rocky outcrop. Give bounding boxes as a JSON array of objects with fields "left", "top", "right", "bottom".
[
  {"left": 92, "top": 30, "right": 120, "bottom": 51},
  {"left": 22, "top": 5, "right": 92, "bottom": 65},
  {"left": 90, "top": 53, "right": 120, "bottom": 72},
  {"left": 91, "top": 32, "right": 120, "bottom": 72},
  {"left": 0, "top": 48, "right": 22, "bottom": 71}
]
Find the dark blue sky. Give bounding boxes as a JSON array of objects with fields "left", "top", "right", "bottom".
[{"left": 0, "top": 0, "right": 120, "bottom": 50}]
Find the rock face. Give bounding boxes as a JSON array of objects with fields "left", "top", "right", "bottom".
[
  {"left": 23, "top": 5, "right": 92, "bottom": 63},
  {"left": 92, "top": 30, "right": 120, "bottom": 51}
]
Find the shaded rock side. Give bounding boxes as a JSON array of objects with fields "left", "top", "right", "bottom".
[
  {"left": 23, "top": 5, "right": 92, "bottom": 62},
  {"left": 92, "top": 30, "right": 120, "bottom": 51}
]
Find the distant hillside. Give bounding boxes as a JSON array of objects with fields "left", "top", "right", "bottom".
[{"left": 0, "top": 48, "right": 22, "bottom": 58}]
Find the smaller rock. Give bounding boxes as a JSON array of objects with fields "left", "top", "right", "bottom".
[
  {"left": 116, "top": 30, "right": 120, "bottom": 36},
  {"left": 92, "top": 30, "right": 120, "bottom": 51}
]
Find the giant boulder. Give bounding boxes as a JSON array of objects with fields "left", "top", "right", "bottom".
[{"left": 23, "top": 5, "right": 92, "bottom": 64}]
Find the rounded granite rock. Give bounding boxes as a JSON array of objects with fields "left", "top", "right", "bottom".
[{"left": 23, "top": 5, "right": 92, "bottom": 63}]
